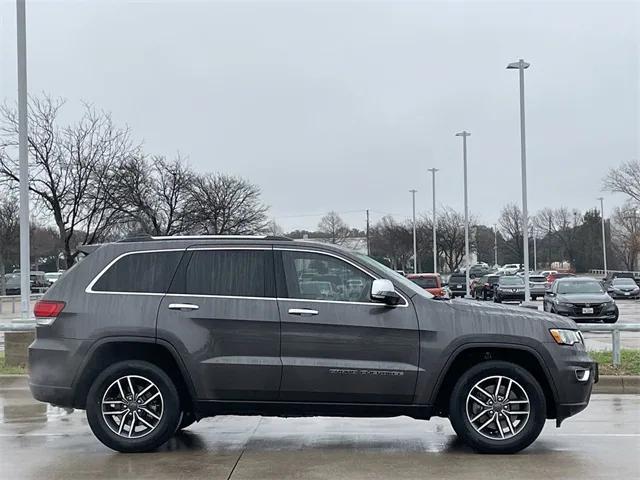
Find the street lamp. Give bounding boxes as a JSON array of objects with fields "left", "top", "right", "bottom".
[
  {"left": 455, "top": 130, "right": 471, "bottom": 298},
  {"left": 16, "top": 0, "right": 30, "bottom": 320},
  {"left": 410, "top": 189, "right": 418, "bottom": 274},
  {"left": 507, "top": 58, "right": 531, "bottom": 302},
  {"left": 597, "top": 197, "right": 607, "bottom": 275},
  {"left": 428, "top": 168, "right": 439, "bottom": 273},
  {"left": 493, "top": 224, "right": 498, "bottom": 267}
]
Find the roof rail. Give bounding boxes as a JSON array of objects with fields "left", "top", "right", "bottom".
[{"left": 116, "top": 234, "right": 293, "bottom": 242}]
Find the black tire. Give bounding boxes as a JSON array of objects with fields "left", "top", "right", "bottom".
[
  {"left": 494, "top": 296, "right": 502, "bottom": 303},
  {"left": 86, "top": 360, "right": 181, "bottom": 453},
  {"left": 449, "top": 360, "right": 546, "bottom": 454},
  {"left": 177, "top": 411, "right": 196, "bottom": 431},
  {"left": 483, "top": 290, "right": 488, "bottom": 301}
]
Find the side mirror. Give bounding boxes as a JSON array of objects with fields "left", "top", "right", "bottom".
[
  {"left": 546, "top": 291, "right": 556, "bottom": 297},
  {"left": 371, "top": 279, "right": 401, "bottom": 306}
]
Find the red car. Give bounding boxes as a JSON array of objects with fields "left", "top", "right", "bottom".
[
  {"left": 545, "top": 272, "right": 576, "bottom": 289},
  {"left": 406, "top": 273, "right": 445, "bottom": 297}
]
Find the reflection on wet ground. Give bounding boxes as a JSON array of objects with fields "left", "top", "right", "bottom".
[{"left": 0, "top": 385, "right": 639, "bottom": 480}]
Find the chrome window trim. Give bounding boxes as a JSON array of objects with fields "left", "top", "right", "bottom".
[
  {"left": 86, "top": 246, "right": 272, "bottom": 297},
  {"left": 85, "top": 248, "right": 186, "bottom": 295},
  {"left": 275, "top": 247, "right": 409, "bottom": 308}
]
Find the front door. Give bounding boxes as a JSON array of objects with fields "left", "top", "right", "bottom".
[
  {"left": 276, "top": 249, "right": 419, "bottom": 404},
  {"left": 156, "top": 246, "right": 281, "bottom": 401}
]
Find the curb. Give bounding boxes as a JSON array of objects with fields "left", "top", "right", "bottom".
[{"left": 2, "top": 374, "right": 639, "bottom": 394}]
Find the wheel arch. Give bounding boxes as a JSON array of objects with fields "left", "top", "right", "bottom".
[
  {"left": 430, "top": 343, "right": 559, "bottom": 419},
  {"left": 72, "top": 337, "right": 197, "bottom": 415}
]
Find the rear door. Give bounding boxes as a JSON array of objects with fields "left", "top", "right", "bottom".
[
  {"left": 276, "top": 248, "right": 419, "bottom": 404},
  {"left": 156, "top": 246, "right": 281, "bottom": 401}
]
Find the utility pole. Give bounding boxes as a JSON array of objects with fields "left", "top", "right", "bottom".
[
  {"left": 410, "top": 189, "right": 418, "bottom": 273},
  {"left": 455, "top": 131, "right": 471, "bottom": 298},
  {"left": 597, "top": 197, "right": 607, "bottom": 275},
  {"left": 17, "top": 0, "right": 30, "bottom": 320},
  {"left": 366, "top": 209, "right": 370, "bottom": 256},
  {"left": 428, "top": 168, "right": 438, "bottom": 273}
]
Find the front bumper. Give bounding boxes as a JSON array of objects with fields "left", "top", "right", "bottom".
[
  {"left": 610, "top": 290, "right": 640, "bottom": 299},
  {"left": 546, "top": 343, "right": 597, "bottom": 426}
]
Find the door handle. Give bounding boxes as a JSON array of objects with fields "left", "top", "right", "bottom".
[
  {"left": 168, "top": 303, "right": 200, "bottom": 311},
  {"left": 288, "top": 308, "right": 319, "bottom": 316}
]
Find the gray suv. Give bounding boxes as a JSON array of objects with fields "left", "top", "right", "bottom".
[{"left": 29, "top": 236, "right": 596, "bottom": 454}]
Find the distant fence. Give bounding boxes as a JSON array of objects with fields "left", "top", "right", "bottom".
[
  {"left": 0, "top": 294, "right": 44, "bottom": 315},
  {"left": 589, "top": 269, "right": 640, "bottom": 279}
]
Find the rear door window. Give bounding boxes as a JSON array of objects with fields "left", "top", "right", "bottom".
[
  {"left": 92, "top": 250, "right": 183, "bottom": 293},
  {"left": 172, "top": 249, "right": 274, "bottom": 298}
]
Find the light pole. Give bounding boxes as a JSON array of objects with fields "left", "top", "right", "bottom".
[
  {"left": 455, "top": 130, "right": 471, "bottom": 298},
  {"left": 532, "top": 227, "right": 537, "bottom": 271},
  {"left": 17, "top": 0, "right": 30, "bottom": 320},
  {"left": 597, "top": 197, "right": 607, "bottom": 275},
  {"left": 428, "top": 168, "right": 439, "bottom": 273},
  {"left": 410, "top": 189, "right": 418, "bottom": 273},
  {"left": 494, "top": 224, "right": 498, "bottom": 267},
  {"left": 507, "top": 58, "right": 531, "bottom": 302}
]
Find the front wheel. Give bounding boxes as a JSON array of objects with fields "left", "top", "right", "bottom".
[
  {"left": 86, "top": 360, "right": 181, "bottom": 453},
  {"left": 449, "top": 360, "right": 546, "bottom": 454}
]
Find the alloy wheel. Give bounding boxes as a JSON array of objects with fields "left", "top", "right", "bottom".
[
  {"left": 101, "top": 375, "right": 164, "bottom": 439},
  {"left": 465, "top": 375, "right": 530, "bottom": 440}
]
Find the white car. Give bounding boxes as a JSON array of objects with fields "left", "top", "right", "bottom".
[
  {"left": 44, "top": 271, "right": 64, "bottom": 284},
  {"left": 502, "top": 264, "right": 521, "bottom": 275}
]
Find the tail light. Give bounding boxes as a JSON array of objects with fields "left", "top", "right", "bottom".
[{"left": 34, "top": 300, "right": 66, "bottom": 326}]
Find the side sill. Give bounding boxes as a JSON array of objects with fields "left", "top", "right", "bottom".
[{"left": 194, "top": 400, "right": 433, "bottom": 420}]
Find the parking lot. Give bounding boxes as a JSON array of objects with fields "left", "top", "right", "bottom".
[{"left": 0, "top": 386, "right": 638, "bottom": 480}]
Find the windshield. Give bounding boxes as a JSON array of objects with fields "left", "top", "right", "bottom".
[
  {"left": 500, "top": 276, "right": 524, "bottom": 286},
  {"left": 354, "top": 253, "right": 434, "bottom": 299},
  {"left": 613, "top": 278, "right": 636, "bottom": 286},
  {"left": 557, "top": 280, "right": 604, "bottom": 294}
]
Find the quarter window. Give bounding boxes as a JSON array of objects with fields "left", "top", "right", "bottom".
[
  {"left": 281, "top": 251, "right": 373, "bottom": 302},
  {"left": 92, "top": 251, "right": 183, "bottom": 293}
]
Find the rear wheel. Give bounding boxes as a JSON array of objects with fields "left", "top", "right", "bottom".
[
  {"left": 86, "top": 360, "right": 181, "bottom": 453},
  {"left": 449, "top": 360, "right": 546, "bottom": 454}
]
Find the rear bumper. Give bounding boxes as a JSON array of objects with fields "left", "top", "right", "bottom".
[{"left": 29, "top": 382, "right": 74, "bottom": 407}]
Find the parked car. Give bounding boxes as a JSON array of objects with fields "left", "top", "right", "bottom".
[
  {"left": 546, "top": 272, "right": 576, "bottom": 289},
  {"left": 29, "top": 235, "right": 596, "bottom": 454},
  {"left": 44, "top": 271, "right": 64, "bottom": 285},
  {"left": 494, "top": 276, "right": 526, "bottom": 303},
  {"left": 606, "top": 277, "right": 640, "bottom": 299},
  {"left": 543, "top": 277, "right": 618, "bottom": 323},
  {"left": 406, "top": 273, "right": 446, "bottom": 297},
  {"left": 502, "top": 264, "right": 521, "bottom": 275},
  {"left": 447, "top": 272, "right": 469, "bottom": 297},
  {"left": 4, "top": 271, "right": 49, "bottom": 294},
  {"left": 472, "top": 274, "right": 500, "bottom": 300},
  {"left": 603, "top": 271, "right": 640, "bottom": 288},
  {"left": 469, "top": 263, "right": 491, "bottom": 279},
  {"left": 528, "top": 275, "right": 548, "bottom": 300}
]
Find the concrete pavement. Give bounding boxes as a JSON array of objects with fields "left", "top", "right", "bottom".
[{"left": 1, "top": 385, "right": 638, "bottom": 480}]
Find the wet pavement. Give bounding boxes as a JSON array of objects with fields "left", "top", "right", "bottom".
[{"left": 0, "top": 385, "right": 638, "bottom": 480}]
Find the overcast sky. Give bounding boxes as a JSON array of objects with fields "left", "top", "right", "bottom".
[{"left": 1, "top": 0, "right": 638, "bottom": 232}]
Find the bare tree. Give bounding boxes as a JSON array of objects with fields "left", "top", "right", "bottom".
[
  {"left": 437, "top": 207, "right": 473, "bottom": 272},
  {"left": 498, "top": 203, "right": 524, "bottom": 261},
  {"left": 0, "top": 194, "right": 19, "bottom": 295},
  {"left": 370, "top": 216, "right": 413, "bottom": 270},
  {"left": 610, "top": 202, "right": 640, "bottom": 270},
  {"left": 0, "top": 96, "right": 138, "bottom": 266},
  {"left": 185, "top": 173, "right": 269, "bottom": 234},
  {"left": 318, "top": 211, "right": 349, "bottom": 244},
  {"left": 535, "top": 206, "right": 583, "bottom": 267},
  {"left": 604, "top": 160, "right": 640, "bottom": 204},
  {"left": 267, "top": 219, "right": 284, "bottom": 236},
  {"left": 108, "top": 155, "right": 192, "bottom": 236}
]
